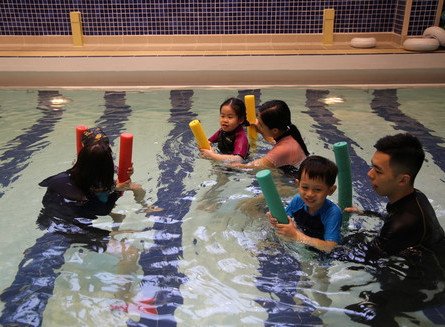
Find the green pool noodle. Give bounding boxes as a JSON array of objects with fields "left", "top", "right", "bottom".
[
  {"left": 333, "top": 141, "right": 353, "bottom": 210},
  {"left": 256, "top": 169, "right": 288, "bottom": 224}
]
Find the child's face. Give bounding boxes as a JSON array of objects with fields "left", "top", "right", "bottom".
[
  {"left": 219, "top": 105, "right": 243, "bottom": 132},
  {"left": 297, "top": 172, "right": 336, "bottom": 213}
]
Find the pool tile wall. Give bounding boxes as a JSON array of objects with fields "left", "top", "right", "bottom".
[
  {"left": 409, "top": 0, "right": 441, "bottom": 35},
  {"left": 394, "top": 0, "right": 407, "bottom": 35},
  {"left": 0, "top": 0, "right": 441, "bottom": 37}
]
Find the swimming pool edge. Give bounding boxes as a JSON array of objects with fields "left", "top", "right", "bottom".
[{"left": 1, "top": 53, "right": 444, "bottom": 88}]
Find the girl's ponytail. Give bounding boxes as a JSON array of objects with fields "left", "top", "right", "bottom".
[
  {"left": 289, "top": 124, "right": 310, "bottom": 156},
  {"left": 259, "top": 100, "right": 309, "bottom": 156}
]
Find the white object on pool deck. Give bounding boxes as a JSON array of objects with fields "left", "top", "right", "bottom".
[
  {"left": 403, "top": 37, "right": 440, "bottom": 52},
  {"left": 423, "top": 26, "right": 445, "bottom": 47},
  {"left": 350, "top": 37, "right": 376, "bottom": 48}
]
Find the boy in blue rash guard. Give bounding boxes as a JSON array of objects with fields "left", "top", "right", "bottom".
[{"left": 268, "top": 155, "right": 342, "bottom": 253}]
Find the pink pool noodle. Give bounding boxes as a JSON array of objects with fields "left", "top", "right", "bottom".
[
  {"left": 76, "top": 125, "right": 88, "bottom": 154},
  {"left": 118, "top": 133, "right": 133, "bottom": 183}
]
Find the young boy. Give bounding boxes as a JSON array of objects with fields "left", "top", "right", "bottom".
[{"left": 268, "top": 155, "right": 342, "bottom": 252}]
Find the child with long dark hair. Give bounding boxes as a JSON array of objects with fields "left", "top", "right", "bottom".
[
  {"left": 234, "top": 99, "right": 309, "bottom": 172},
  {"left": 0, "top": 128, "right": 145, "bottom": 326},
  {"left": 40, "top": 128, "right": 138, "bottom": 216}
]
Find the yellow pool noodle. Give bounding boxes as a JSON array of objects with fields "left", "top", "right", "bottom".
[
  {"left": 189, "top": 120, "right": 210, "bottom": 150},
  {"left": 244, "top": 95, "right": 257, "bottom": 139}
]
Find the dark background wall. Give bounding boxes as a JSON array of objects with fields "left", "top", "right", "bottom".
[{"left": 0, "top": 0, "right": 440, "bottom": 36}]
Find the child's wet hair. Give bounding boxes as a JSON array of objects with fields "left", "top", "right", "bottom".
[
  {"left": 70, "top": 142, "right": 115, "bottom": 194},
  {"left": 220, "top": 97, "right": 248, "bottom": 126},
  {"left": 258, "top": 100, "right": 309, "bottom": 156},
  {"left": 297, "top": 155, "right": 338, "bottom": 186}
]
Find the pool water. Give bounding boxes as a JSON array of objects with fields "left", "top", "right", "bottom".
[{"left": 0, "top": 87, "right": 444, "bottom": 326}]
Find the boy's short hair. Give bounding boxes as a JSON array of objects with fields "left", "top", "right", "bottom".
[
  {"left": 374, "top": 133, "right": 424, "bottom": 183},
  {"left": 297, "top": 155, "right": 338, "bottom": 186}
]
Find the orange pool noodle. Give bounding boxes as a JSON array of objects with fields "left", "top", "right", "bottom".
[
  {"left": 76, "top": 125, "right": 88, "bottom": 154},
  {"left": 189, "top": 120, "right": 210, "bottom": 150},
  {"left": 244, "top": 95, "right": 257, "bottom": 139},
  {"left": 118, "top": 133, "right": 133, "bottom": 183}
]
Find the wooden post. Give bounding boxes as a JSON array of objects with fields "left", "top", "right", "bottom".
[
  {"left": 70, "top": 11, "right": 84, "bottom": 46},
  {"left": 323, "top": 9, "right": 335, "bottom": 44}
]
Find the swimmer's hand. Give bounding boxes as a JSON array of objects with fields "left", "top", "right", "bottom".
[
  {"left": 268, "top": 211, "right": 308, "bottom": 241},
  {"left": 275, "top": 219, "right": 300, "bottom": 240},
  {"left": 116, "top": 164, "right": 134, "bottom": 184},
  {"left": 266, "top": 211, "right": 278, "bottom": 227},
  {"left": 127, "top": 164, "right": 134, "bottom": 177},
  {"left": 249, "top": 122, "right": 275, "bottom": 144},
  {"left": 266, "top": 211, "right": 296, "bottom": 228},
  {"left": 130, "top": 182, "right": 146, "bottom": 202},
  {"left": 267, "top": 211, "right": 278, "bottom": 227},
  {"left": 267, "top": 212, "right": 298, "bottom": 239},
  {"left": 199, "top": 147, "right": 216, "bottom": 160},
  {"left": 116, "top": 179, "right": 132, "bottom": 191},
  {"left": 264, "top": 136, "right": 276, "bottom": 144},
  {"left": 344, "top": 206, "right": 364, "bottom": 214}
]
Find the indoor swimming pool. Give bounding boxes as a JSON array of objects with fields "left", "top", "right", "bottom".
[{"left": 0, "top": 87, "right": 444, "bottom": 326}]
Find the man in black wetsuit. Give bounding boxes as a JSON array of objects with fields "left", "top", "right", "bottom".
[
  {"left": 340, "top": 133, "right": 445, "bottom": 326},
  {"left": 363, "top": 133, "right": 445, "bottom": 260}
]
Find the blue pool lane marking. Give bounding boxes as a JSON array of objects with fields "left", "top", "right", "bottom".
[
  {"left": 255, "top": 247, "right": 323, "bottom": 326},
  {"left": 233, "top": 89, "right": 322, "bottom": 326},
  {"left": 0, "top": 91, "right": 134, "bottom": 326},
  {"left": 304, "top": 89, "right": 383, "bottom": 212},
  {"left": 370, "top": 89, "right": 445, "bottom": 175},
  {"left": 95, "top": 91, "right": 133, "bottom": 145},
  {"left": 0, "top": 91, "right": 64, "bottom": 199},
  {"left": 131, "top": 90, "right": 197, "bottom": 327}
]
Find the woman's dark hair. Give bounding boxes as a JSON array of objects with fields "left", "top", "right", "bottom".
[
  {"left": 258, "top": 100, "right": 309, "bottom": 155},
  {"left": 70, "top": 142, "right": 115, "bottom": 194},
  {"left": 220, "top": 97, "right": 248, "bottom": 126}
]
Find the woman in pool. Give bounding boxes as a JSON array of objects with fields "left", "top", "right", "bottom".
[
  {"left": 233, "top": 99, "right": 309, "bottom": 174},
  {"left": 200, "top": 97, "right": 249, "bottom": 163},
  {"left": 40, "top": 128, "right": 140, "bottom": 216},
  {"left": 40, "top": 142, "right": 128, "bottom": 216},
  {"left": 0, "top": 128, "right": 144, "bottom": 326}
]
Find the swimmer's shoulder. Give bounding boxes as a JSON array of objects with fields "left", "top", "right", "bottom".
[{"left": 39, "top": 171, "right": 85, "bottom": 201}]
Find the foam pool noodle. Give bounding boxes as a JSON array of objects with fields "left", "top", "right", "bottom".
[
  {"left": 118, "top": 133, "right": 133, "bottom": 183},
  {"left": 333, "top": 141, "right": 353, "bottom": 211},
  {"left": 189, "top": 120, "right": 210, "bottom": 150},
  {"left": 256, "top": 169, "right": 288, "bottom": 224},
  {"left": 75, "top": 125, "right": 88, "bottom": 154},
  {"left": 244, "top": 95, "right": 257, "bottom": 140}
]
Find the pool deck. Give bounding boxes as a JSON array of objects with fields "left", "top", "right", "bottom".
[{"left": 1, "top": 41, "right": 444, "bottom": 88}]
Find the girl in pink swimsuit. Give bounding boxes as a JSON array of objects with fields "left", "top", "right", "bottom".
[{"left": 233, "top": 100, "right": 309, "bottom": 173}]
